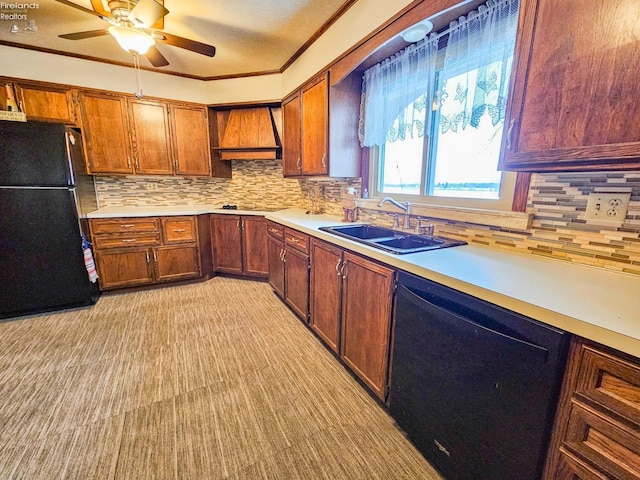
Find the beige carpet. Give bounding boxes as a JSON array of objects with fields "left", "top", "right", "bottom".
[{"left": 0, "top": 277, "right": 442, "bottom": 479}]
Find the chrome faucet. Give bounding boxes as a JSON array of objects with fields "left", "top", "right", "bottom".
[{"left": 378, "top": 197, "right": 411, "bottom": 230}]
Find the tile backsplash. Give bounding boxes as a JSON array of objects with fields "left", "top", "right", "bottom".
[
  {"left": 96, "top": 165, "right": 640, "bottom": 276},
  {"left": 95, "top": 160, "right": 359, "bottom": 214}
]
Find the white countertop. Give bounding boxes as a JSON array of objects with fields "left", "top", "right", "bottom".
[
  {"left": 265, "top": 209, "right": 640, "bottom": 358},
  {"left": 86, "top": 205, "right": 640, "bottom": 357},
  {"left": 87, "top": 205, "right": 274, "bottom": 218}
]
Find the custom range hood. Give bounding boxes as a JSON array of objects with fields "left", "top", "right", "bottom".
[{"left": 213, "top": 106, "right": 282, "bottom": 160}]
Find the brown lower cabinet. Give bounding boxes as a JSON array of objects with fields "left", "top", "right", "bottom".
[
  {"left": 339, "top": 252, "right": 395, "bottom": 401},
  {"left": 267, "top": 235, "right": 285, "bottom": 298},
  {"left": 308, "top": 237, "right": 396, "bottom": 401},
  {"left": 267, "top": 222, "right": 310, "bottom": 320},
  {"left": 210, "top": 214, "right": 268, "bottom": 278},
  {"left": 309, "top": 239, "right": 342, "bottom": 353},
  {"left": 90, "top": 215, "right": 206, "bottom": 290},
  {"left": 544, "top": 337, "right": 640, "bottom": 480}
]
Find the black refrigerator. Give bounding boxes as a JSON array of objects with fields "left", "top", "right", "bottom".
[{"left": 0, "top": 121, "right": 100, "bottom": 319}]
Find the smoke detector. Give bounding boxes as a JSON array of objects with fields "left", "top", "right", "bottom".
[{"left": 401, "top": 21, "right": 434, "bottom": 43}]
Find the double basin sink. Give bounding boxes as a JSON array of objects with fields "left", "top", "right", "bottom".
[{"left": 319, "top": 224, "right": 466, "bottom": 254}]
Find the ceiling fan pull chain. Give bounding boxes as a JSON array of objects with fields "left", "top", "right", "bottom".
[{"left": 133, "top": 52, "right": 144, "bottom": 99}]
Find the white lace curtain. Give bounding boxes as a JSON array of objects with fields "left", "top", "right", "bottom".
[
  {"left": 358, "top": 0, "right": 520, "bottom": 147},
  {"left": 358, "top": 37, "right": 439, "bottom": 147},
  {"left": 437, "top": 0, "right": 519, "bottom": 133}
]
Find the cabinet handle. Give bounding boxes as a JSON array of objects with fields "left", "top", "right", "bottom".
[
  {"left": 506, "top": 119, "right": 516, "bottom": 151},
  {"left": 122, "top": 238, "right": 137, "bottom": 243},
  {"left": 153, "top": 250, "right": 157, "bottom": 262},
  {"left": 145, "top": 251, "right": 150, "bottom": 263},
  {"left": 288, "top": 237, "right": 300, "bottom": 244},
  {"left": 335, "top": 259, "right": 342, "bottom": 276},
  {"left": 269, "top": 228, "right": 280, "bottom": 235},
  {"left": 127, "top": 157, "right": 132, "bottom": 168},
  {"left": 135, "top": 157, "right": 140, "bottom": 170},
  {"left": 282, "top": 249, "right": 286, "bottom": 263},
  {"left": 173, "top": 228, "right": 186, "bottom": 233},
  {"left": 241, "top": 219, "right": 245, "bottom": 231},
  {"left": 237, "top": 218, "right": 241, "bottom": 230},
  {"left": 321, "top": 153, "right": 326, "bottom": 169},
  {"left": 340, "top": 262, "right": 346, "bottom": 279},
  {"left": 121, "top": 224, "right": 135, "bottom": 228},
  {"left": 297, "top": 157, "right": 301, "bottom": 170}
]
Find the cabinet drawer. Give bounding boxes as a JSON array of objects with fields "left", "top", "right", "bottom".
[
  {"left": 93, "top": 233, "right": 160, "bottom": 249},
  {"left": 90, "top": 218, "right": 160, "bottom": 235},
  {"left": 565, "top": 401, "right": 640, "bottom": 480},
  {"left": 162, "top": 216, "right": 196, "bottom": 244},
  {"left": 285, "top": 228, "right": 309, "bottom": 254},
  {"left": 267, "top": 221, "right": 284, "bottom": 240},
  {"left": 576, "top": 345, "right": 640, "bottom": 427},
  {"left": 556, "top": 449, "right": 610, "bottom": 480}
]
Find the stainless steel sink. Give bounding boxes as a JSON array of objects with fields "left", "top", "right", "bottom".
[{"left": 319, "top": 224, "right": 466, "bottom": 254}]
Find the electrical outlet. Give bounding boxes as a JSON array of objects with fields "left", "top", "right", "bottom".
[{"left": 585, "top": 193, "right": 631, "bottom": 222}]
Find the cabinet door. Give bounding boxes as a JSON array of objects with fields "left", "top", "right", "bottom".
[
  {"left": 267, "top": 236, "right": 285, "bottom": 298},
  {"left": 95, "top": 248, "right": 154, "bottom": 290},
  {"left": 282, "top": 93, "right": 301, "bottom": 176},
  {"left": 15, "top": 83, "right": 76, "bottom": 124},
  {"left": 79, "top": 91, "right": 133, "bottom": 175},
  {"left": 242, "top": 216, "right": 268, "bottom": 277},
  {"left": 500, "top": 0, "right": 640, "bottom": 171},
  {"left": 340, "top": 252, "right": 394, "bottom": 400},
  {"left": 211, "top": 215, "right": 243, "bottom": 274},
  {"left": 300, "top": 73, "right": 328, "bottom": 175},
  {"left": 128, "top": 98, "right": 173, "bottom": 175},
  {"left": 170, "top": 104, "right": 212, "bottom": 176},
  {"left": 284, "top": 247, "right": 309, "bottom": 321},
  {"left": 154, "top": 245, "right": 200, "bottom": 282},
  {"left": 309, "top": 239, "right": 342, "bottom": 354}
]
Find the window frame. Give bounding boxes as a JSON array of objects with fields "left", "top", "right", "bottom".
[{"left": 365, "top": 25, "right": 526, "bottom": 213}]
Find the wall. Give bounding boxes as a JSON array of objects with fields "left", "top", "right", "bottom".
[{"left": 1, "top": 0, "right": 414, "bottom": 103}]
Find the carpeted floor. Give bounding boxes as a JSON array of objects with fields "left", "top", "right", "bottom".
[{"left": 0, "top": 277, "right": 442, "bottom": 479}]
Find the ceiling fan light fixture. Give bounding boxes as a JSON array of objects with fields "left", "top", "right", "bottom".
[{"left": 108, "top": 25, "right": 155, "bottom": 55}]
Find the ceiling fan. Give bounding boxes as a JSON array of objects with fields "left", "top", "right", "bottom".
[{"left": 54, "top": 0, "right": 216, "bottom": 67}]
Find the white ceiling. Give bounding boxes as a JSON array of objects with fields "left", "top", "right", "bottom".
[{"left": 0, "top": 0, "right": 353, "bottom": 80}]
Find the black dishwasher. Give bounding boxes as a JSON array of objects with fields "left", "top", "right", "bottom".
[{"left": 389, "top": 271, "right": 569, "bottom": 480}]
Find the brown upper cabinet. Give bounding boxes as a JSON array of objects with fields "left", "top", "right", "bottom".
[
  {"left": 78, "top": 89, "right": 215, "bottom": 177},
  {"left": 13, "top": 82, "right": 78, "bottom": 125},
  {"left": 128, "top": 98, "right": 174, "bottom": 175},
  {"left": 283, "top": 73, "right": 329, "bottom": 177},
  {"left": 170, "top": 104, "right": 212, "bottom": 177},
  {"left": 79, "top": 91, "right": 134, "bottom": 175},
  {"left": 500, "top": 0, "right": 640, "bottom": 171}
]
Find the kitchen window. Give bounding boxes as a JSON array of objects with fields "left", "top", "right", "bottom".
[{"left": 360, "top": 0, "right": 520, "bottom": 211}]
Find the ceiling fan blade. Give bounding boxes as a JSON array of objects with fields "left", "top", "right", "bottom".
[
  {"left": 89, "top": 0, "right": 110, "bottom": 17},
  {"left": 145, "top": 45, "right": 170, "bottom": 67},
  {"left": 59, "top": 29, "right": 110, "bottom": 40},
  {"left": 129, "top": 0, "right": 169, "bottom": 28},
  {"left": 52, "top": 0, "right": 114, "bottom": 22},
  {"left": 155, "top": 32, "right": 216, "bottom": 57}
]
